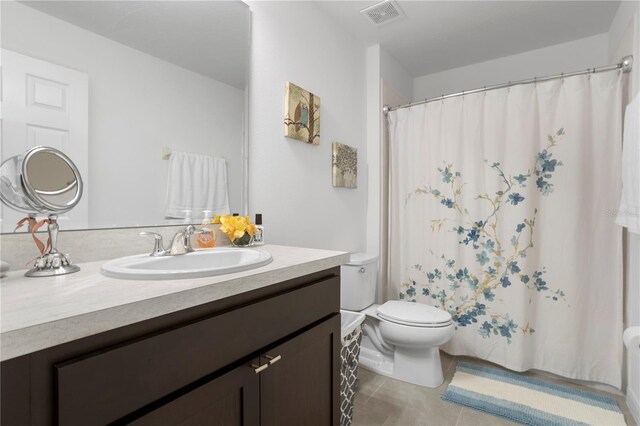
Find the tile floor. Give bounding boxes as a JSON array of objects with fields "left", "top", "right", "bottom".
[{"left": 352, "top": 352, "right": 637, "bottom": 426}]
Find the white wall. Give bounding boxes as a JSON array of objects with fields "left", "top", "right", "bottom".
[
  {"left": 365, "top": 44, "right": 412, "bottom": 302},
  {"left": 367, "top": 45, "right": 413, "bottom": 255},
  {"left": 366, "top": 45, "right": 382, "bottom": 259},
  {"left": 414, "top": 33, "right": 609, "bottom": 100},
  {"left": 609, "top": 0, "right": 640, "bottom": 423},
  {"left": 2, "top": 1, "right": 245, "bottom": 228},
  {"left": 380, "top": 47, "right": 413, "bottom": 103},
  {"left": 247, "top": 1, "right": 367, "bottom": 252}
]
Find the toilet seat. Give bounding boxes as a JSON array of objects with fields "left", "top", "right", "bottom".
[{"left": 377, "top": 301, "right": 453, "bottom": 328}]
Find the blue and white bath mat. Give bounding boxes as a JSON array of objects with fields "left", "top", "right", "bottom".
[{"left": 442, "top": 362, "right": 626, "bottom": 426}]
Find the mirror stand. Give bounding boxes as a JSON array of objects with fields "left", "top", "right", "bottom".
[
  {"left": 25, "top": 214, "right": 80, "bottom": 277},
  {"left": 1, "top": 146, "right": 84, "bottom": 277}
]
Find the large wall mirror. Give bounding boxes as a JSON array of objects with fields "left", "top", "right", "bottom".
[{"left": 1, "top": 0, "right": 250, "bottom": 233}]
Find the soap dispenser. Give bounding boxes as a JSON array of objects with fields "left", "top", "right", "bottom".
[
  {"left": 197, "top": 210, "right": 216, "bottom": 249},
  {"left": 182, "top": 209, "right": 193, "bottom": 224}
]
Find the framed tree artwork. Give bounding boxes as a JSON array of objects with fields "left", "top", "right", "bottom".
[
  {"left": 284, "top": 82, "right": 320, "bottom": 145},
  {"left": 332, "top": 142, "right": 357, "bottom": 188}
]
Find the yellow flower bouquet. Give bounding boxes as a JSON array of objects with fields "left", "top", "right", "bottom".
[{"left": 213, "top": 215, "right": 257, "bottom": 246}]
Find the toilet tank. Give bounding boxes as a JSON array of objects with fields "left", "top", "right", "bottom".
[{"left": 340, "top": 253, "right": 378, "bottom": 311}]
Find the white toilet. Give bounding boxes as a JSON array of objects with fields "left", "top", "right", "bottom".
[{"left": 341, "top": 253, "right": 454, "bottom": 388}]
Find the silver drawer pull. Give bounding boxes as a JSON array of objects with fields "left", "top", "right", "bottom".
[
  {"left": 251, "top": 363, "right": 269, "bottom": 374},
  {"left": 265, "top": 354, "right": 282, "bottom": 365},
  {"left": 359, "top": 267, "right": 366, "bottom": 273}
]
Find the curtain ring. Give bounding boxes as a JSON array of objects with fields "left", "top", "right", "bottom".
[
  {"left": 507, "top": 82, "right": 511, "bottom": 93},
  {"left": 561, "top": 72, "right": 564, "bottom": 84},
  {"left": 483, "top": 86, "right": 487, "bottom": 96}
]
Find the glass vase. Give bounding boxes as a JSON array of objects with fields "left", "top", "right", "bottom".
[{"left": 231, "top": 232, "right": 253, "bottom": 247}]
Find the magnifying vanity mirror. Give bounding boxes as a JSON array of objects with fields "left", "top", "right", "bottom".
[{"left": 0, "top": 146, "right": 84, "bottom": 276}]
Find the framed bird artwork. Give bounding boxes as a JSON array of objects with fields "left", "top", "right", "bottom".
[{"left": 284, "top": 82, "right": 320, "bottom": 145}]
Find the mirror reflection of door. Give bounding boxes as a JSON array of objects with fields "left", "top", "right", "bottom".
[{"left": 1, "top": 49, "right": 89, "bottom": 232}]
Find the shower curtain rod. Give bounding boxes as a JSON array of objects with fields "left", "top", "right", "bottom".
[{"left": 382, "top": 55, "right": 634, "bottom": 114}]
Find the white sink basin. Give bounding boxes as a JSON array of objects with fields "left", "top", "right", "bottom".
[{"left": 101, "top": 248, "right": 273, "bottom": 280}]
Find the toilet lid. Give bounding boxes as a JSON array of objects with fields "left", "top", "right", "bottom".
[
  {"left": 346, "top": 253, "right": 378, "bottom": 266},
  {"left": 377, "top": 301, "right": 452, "bottom": 327}
]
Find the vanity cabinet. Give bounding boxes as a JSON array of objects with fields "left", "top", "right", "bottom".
[{"left": 1, "top": 267, "right": 341, "bottom": 426}]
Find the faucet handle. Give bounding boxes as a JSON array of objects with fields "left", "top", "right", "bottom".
[
  {"left": 181, "top": 225, "right": 203, "bottom": 253},
  {"left": 183, "top": 225, "right": 206, "bottom": 235},
  {"left": 139, "top": 232, "right": 166, "bottom": 256}
]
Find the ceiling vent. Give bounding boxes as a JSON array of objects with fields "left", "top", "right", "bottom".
[{"left": 360, "top": 0, "right": 404, "bottom": 25}]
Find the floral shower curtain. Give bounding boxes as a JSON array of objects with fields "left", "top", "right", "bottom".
[{"left": 388, "top": 71, "right": 624, "bottom": 388}]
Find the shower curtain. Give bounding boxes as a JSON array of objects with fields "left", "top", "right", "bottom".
[{"left": 388, "top": 71, "right": 624, "bottom": 388}]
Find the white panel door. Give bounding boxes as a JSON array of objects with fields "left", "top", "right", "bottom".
[{"left": 1, "top": 49, "right": 89, "bottom": 232}]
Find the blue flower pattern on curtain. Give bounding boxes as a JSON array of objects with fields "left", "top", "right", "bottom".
[{"left": 399, "top": 128, "right": 568, "bottom": 343}]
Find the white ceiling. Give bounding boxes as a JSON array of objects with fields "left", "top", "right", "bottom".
[
  {"left": 316, "top": 1, "right": 620, "bottom": 77},
  {"left": 21, "top": 1, "right": 250, "bottom": 89}
]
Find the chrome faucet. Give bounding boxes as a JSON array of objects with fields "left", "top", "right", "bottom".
[
  {"left": 139, "top": 225, "right": 200, "bottom": 256},
  {"left": 168, "top": 225, "right": 198, "bottom": 255}
]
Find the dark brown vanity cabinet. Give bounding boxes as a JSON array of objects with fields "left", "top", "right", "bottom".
[{"left": 1, "top": 267, "right": 341, "bottom": 426}]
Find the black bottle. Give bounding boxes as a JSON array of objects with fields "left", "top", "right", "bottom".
[{"left": 254, "top": 214, "right": 264, "bottom": 245}]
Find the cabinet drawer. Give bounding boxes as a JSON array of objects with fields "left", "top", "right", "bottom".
[{"left": 55, "top": 275, "right": 339, "bottom": 426}]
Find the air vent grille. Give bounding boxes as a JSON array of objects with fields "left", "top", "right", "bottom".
[{"left": 361, "top": 0, "right": 403, "bottom": 25}]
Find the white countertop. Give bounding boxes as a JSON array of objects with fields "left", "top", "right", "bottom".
[{"left": 0, "top": 245, "right": 349, "bottom": 361}]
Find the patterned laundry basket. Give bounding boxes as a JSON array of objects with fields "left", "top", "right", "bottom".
[{"left": 340, "top": 310, "right": 365, "bottom": 426}]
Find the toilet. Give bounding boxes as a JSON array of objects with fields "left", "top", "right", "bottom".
[{"left": 341, "top": 253, "right": 454, "bottom": 388}]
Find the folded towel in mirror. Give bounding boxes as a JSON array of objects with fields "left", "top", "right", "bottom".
[{"left": 164, "top": 151, "right": 230, "bottom": 219}]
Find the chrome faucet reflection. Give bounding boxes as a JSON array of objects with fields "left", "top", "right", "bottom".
[{"left": 139, "top": 225, "right": 201, "bottom": 256}]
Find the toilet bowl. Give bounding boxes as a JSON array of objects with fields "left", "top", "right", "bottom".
[{"left": 341, "top": 254, "right": 454, "bottom": 388}]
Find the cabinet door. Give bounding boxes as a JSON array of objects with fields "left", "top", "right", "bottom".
[
  {"left": 128, "top": 358, "right": 260, "bottom": 426},
  {"left": 260, "top": 315, "right": 341, "bottom": 426}
]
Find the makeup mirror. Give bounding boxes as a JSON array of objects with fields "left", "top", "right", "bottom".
[{"left": 0, "top": 146, "right": 83, "bottom": 276}]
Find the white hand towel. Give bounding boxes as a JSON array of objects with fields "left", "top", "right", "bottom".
[
  {"left": 616, "top": 92, "right": 640, "bottom": 234},
  {"left": 164, "top": 151, "right": 230, "bottom": 219}
]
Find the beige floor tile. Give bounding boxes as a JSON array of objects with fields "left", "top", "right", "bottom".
[
  {"left": 353, "top": 372, "right": 462, "bottom": 425},
  {"left": 356, "top": 367, "right": 388, "bottom": 403},
  {"left": 353, "top": 400, "right": 392, "bottom": 426},
  {"left": 382, "top": 404, "right": 460, "bottom": 426}
]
